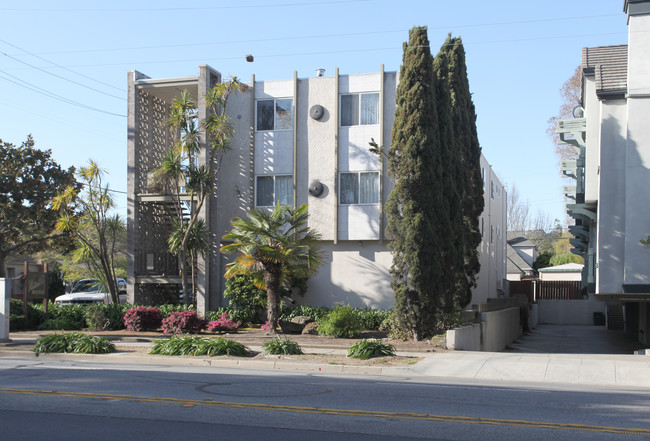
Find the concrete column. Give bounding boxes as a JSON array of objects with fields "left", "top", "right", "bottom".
[{"left": 1, "top": 278, "right": 11, "bottom": 342}]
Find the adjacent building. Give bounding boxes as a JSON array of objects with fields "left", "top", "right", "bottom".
[
  {"left": 558, "top": 0, "right": 650, "bottom": 344},
  {"left": 127, "top": 66, "right": 507, "bottom": 314}
]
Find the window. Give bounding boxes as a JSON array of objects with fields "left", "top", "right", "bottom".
[
  {"left": 490, "top": 180, "right": 495, "bottom": 199},
  {"left": 339, "top": 172, "right": 379, "bottom": 204},
  {"left": 482, "top": 168, "right": 486, "bottom": 191},
  {"left": 340, "top": 93, "right": 379, "bottom": 126},
  {"left": 256, "top": 98, "right": 293, "bottom": 131},
  {"left": 256, "top": 175, "right": 293, "bottom": 207}
]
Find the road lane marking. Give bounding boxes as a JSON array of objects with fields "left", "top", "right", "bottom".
[{"left": 1, "top": 388, "right": 649, "bottom": 436}]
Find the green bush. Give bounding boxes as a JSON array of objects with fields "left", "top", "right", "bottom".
[
  {"left": 33, "top": 333, "right": 116, "bottom": 354},
  {"left": 10, "top": 299, "right": 44, "bottom": 330},
  {"left": 224, "top": 274, "right": 267, "bottom": 310},
  {"left": 347, "top": 339, "right": 395, "bottom": 360},
  {"left": 262, "top": 336, "right": 303, "bottom": 355},
  {"left": 318, "top": 304, "right": 364, "bottom": 338},
  {"left": 354, "top": 308, "right": 392, "bottom": 330},
  {"left": 37, "top": 318, "right": 80, "bottom": 331},
  {"left": 379, "top": 312, "right": 411, "bottom": 340},
  {"left": 42, "top": 303, "right": 87, "bottom": 330},
  {"left": 157, "top": 303, "right": 194, "bottom": 318},
  {"left": 206, "top": 307, "right": 258, "bottom": 325},
  {"left": 149, "top": 336, "right": 250, "bottom": 357},
  {"left": 280, "top": 305, "right": 330, "bottom": 323},
  {"left": 86, "top": 303, "right": 130, "bottom": 330}
]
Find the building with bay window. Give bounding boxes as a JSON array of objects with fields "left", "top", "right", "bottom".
[{"left": 127, "top": 66, "right": 506, "bottom": 314}]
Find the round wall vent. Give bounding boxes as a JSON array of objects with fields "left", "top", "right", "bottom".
[
  {"left": 309, "top": 104, "right": 324, "bottom": 120},
  {"left": 309, "top": 181, "right": 324, "bottom": 197}
]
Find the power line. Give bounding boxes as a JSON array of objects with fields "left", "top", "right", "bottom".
[
  {"left": 17, "top": 14, "right": 620, "bottom": 57},
  {"left": 0, "top": 70, "right": 126, "bottom": 117},
  {"left": 0, "top": 37, "right": 124, "bottom": 93},
  {"left": 0, "top": 0, "right": 373, "bottom": 12}
]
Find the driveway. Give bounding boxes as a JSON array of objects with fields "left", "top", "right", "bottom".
[{"left": 506, "top": 324, "right": 645, "bottom": 355}]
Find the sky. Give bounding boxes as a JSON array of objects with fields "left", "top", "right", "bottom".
[{"left": 0, "top": 0, "right": 630, "bottom": 228}]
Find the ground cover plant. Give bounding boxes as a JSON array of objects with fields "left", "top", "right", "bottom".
[
  {"left": 33, "top": 333, "right": 116, "bottom": 354},
  {"left": 149, "top": 336, "right": 249, "bottom": 357},
  {"left": 262, "top": 336, "right": 303, "bottom": 355},
  {"left": 347, "top": 339, "right": 396, "bottom": 360}
]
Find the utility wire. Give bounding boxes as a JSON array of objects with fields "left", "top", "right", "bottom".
[
  {"left": 1, "top": 49, "right": 125, "bottom": 100},
  {"left": 0, "top": 70, "right": 126, "bottom": 117},
  {"left": 0, "top": 37, "right": 124, "bottom": 92}
]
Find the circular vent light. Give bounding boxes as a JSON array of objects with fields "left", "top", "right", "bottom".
[
  {"left": 309, "top": 181, "right": 324, "bottom": 197},
  {"left": 310, "top": 105, "right": 324, "bottom": 120}
]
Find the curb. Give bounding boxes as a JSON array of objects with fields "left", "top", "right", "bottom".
[{"left": 0, "top": 349, "right": 419, "bottom": 376}]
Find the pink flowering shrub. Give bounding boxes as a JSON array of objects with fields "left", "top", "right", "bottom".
[
  {"left": 123, "top": 307, "right": 162, "bottom": 331},
  {"left": 161, "top": 310, "right": 207, "bottom": 335},
  {"left": 207, "top": 313, "right": 242, "bottom": 333},
  {"left": 260, "top": 321, "right": 270, "bottom": 331}
]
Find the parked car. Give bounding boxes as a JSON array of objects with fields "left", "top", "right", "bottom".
[{"left": 54, "top": 278, "right": 127, "bottom": 305}]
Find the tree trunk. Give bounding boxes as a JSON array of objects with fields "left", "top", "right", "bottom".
[
  {"left": 264, "top": 265, "right": 282, "bottom": 334},
  {"left": 180, "top": 249, "right": 190, "bottom": 305},
  {"left": 0, "top": 251, "right": 7, "bottom": 279}
]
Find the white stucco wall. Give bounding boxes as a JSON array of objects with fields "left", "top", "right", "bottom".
[{"left": 537, "top": 299, "right": 605, "bottom": 325}]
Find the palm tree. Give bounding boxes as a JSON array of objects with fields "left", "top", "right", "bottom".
[{"left": 221, "top": 204, "right": 324, "bottom": 333}]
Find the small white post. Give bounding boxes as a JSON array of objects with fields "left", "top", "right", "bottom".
[{"left": 0, "top": 278, "right": 11, "bottom": 342}]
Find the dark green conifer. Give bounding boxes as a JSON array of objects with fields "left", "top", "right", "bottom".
[
  {"left": 443, "top": 36, "right": 484, "bottom": 307},
  {"left": 387, "top": 26, "right": 446, "bottom": 340}
]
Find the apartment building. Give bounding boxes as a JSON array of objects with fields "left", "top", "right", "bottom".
[
  {"left": 127, "top": 66, "right": 507, "bottom": 314},
  {"left": 558, "top": 0, "right": 650, "bottom": 343}
]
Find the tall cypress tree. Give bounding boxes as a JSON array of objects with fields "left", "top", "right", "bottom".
[
  {"left": 443, "top": 36, "right": 484, "bottom": 308},
  {"left": 387, "top": 26, "right": 448, "bottom": 341},
  {"left": 432, "top": 46, "right": 464, "bottom": 322}
]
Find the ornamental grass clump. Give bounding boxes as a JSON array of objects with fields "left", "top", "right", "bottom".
[
  {"left": 149, "top": 336, "right": 249, "bottom": 357},
  {"left": 33, "top": 333, "right": 116, "bottom": 355},
  {"left": 262, "top": 336, "right": 303, "bottom": 355},
  {"left": 161, "top": 310, "right": 207, "bottom": 335},
  {"left": 347, "top": 339, "right": 396, "bottom": 360}
]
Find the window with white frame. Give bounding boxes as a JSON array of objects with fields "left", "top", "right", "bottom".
[
  {"left": 339, "top": 172, "right": 379, "bottom": 205},
  {"left": 340, "top": 93, "right": 379, "bottom": 126},
  {"left": 256, "top": 98, "right": 293, "bottom": 131},
  {"left": 255, "top": 175, "right": 293, "bottom": 207}
]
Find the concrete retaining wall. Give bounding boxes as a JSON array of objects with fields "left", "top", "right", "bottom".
[
  {"left": 447, "top": 306, "right": 522, "bottom": 352},
  {"left": 1, "top": 278, "right": 10, "bottom": 342},
  {"left": 538, "top": 299, "right": 605, "bottom": 325}
]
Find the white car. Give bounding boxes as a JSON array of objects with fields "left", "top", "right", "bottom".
[{"left": 54, "top": 278, "right": 127, "bottom": 305}]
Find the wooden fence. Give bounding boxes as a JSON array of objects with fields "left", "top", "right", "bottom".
[{"left": 509, "top": 280, "right": 583, "bottom": 301}]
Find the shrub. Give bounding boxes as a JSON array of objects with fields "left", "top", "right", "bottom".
[
  {"left": 33, "top": 333, "right": 116, "bottom": 354},
  {"left": 280, "top": 305, "right": 330, "bottom": 323},
  {"left": 318, "top": 304, "right": 364, "bottom": 338},
  {"left": 10, "top": 299, "right": 44, "bottom": 330},
  {"left": 207, "top": 313, "right": 242, "bottom": 333},
  {"left": 86, "top": 303, "right": 130, "bottom": 330},
  {"left": 149, "top": 336, "right": 249, "bottom": 357},
  {"left": 354, "top": 308, "right": 392, "bottom": 331},
  {"left": 43, "top": 303, "right": 87, "bottom": 330},
  {"left": 379, "top": 312, "right": 411, "bottom": 340},
  {"left": 224, "top": 274, "right": 267, "bottom": 310},
  {"left": 347, "top": 339, "right": 396, "bottom": 360},
  {"left": 37, "top": 318, "right": 80, "bottom": 331},
  {"left": 161, "top": 310, "right": 206, "bottom": 335},
  {"left": 206, "top": 307, "right": 258, "bottom": 325},
  {"left": 123, "top": 306, "right": 162, "bottom": 331},
  {"left": 157, "top": 303, "right": 194, "bottom": 318},
  {"left": 262, "top": 336, "right": 303, "bottom": 355}
]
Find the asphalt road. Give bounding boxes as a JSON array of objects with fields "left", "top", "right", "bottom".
[{"left": 1, "top": 357, "right": 649, "bottom": 440}]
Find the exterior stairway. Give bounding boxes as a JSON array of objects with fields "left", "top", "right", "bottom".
[{"left": 607, "top": 303, "right": 625, "bottom": 331}]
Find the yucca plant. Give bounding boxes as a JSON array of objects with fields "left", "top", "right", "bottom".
[
  {"left": 262, "top": 336, "right": 303, "bottom": 355},
  {"left": 347, "top": 339, "right": 395, "bottom": 360},
  {"left": 149, "top": 336, "right": 249, "bottom": 357},
  {"left": 33, "top": 333, "right": 116, "bottom": 354}
]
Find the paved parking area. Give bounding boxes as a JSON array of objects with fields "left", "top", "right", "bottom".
[{"left": 506, "top": 324, "right": 645, "bottom": 355}]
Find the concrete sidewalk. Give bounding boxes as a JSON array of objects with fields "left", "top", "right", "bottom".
[{"left": 2, "top": 325, "right": 650, "bottom": 387}]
